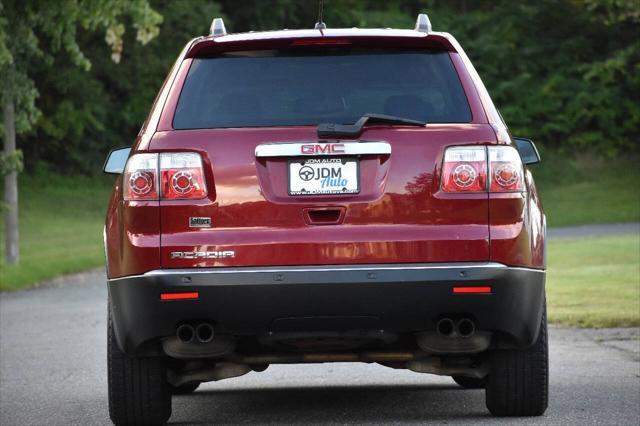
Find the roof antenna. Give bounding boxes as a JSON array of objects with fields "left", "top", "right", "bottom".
[{"left": 314, "top": 0, "right": 326, "bottom": 30}]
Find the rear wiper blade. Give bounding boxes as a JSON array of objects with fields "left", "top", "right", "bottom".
[{"left": 317, "top": 113, "right": 426, "bottom": 138}]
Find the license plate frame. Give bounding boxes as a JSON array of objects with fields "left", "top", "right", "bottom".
[{"left": 288, "top": 157, "right": 360, "bottom": 196}]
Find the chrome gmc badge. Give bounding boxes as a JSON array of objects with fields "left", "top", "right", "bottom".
[{"left": 300, "top": 143, "right": 345, "bottom": 155}]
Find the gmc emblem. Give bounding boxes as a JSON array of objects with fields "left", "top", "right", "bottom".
[{"left": 300, "top": 143, "right": 345, "bottom": 155}]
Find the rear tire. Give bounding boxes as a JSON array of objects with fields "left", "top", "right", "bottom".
[
  {"left": 108, "top": 308, "right": 172, "bottom": 425},
  {"left": 452, "top": 375, "right": 487, "bottom": 389},
  {"left": 170, "top": 382, "right": 200, "bottom": 395},
  {"left": 485, "top": 304, "right": 549, "bottom": 416}
]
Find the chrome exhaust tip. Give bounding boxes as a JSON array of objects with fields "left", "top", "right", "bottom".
[
  {"left": 195, "top": 323, "right": 215, "bottom": 343},
  {"left": 456, "top": 318, "right": 476, "bottom": 338},
  {"left": 436, "top": 318, "right": 455, "bottom": 337},
  {"left": 176, "top": 324, "right": 195, "bottom": 343}
]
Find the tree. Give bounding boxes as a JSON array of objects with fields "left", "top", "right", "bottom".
[
  {"left": 20, "top": 0, "right": 224, "bottom": 175},
  {"left": 0, "top": 0, "right": 162, "bottom": 264}
]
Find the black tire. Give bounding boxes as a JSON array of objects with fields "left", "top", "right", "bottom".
[
  {"left": 452, "top": 375, "right": 487, "bottom": 389},
  {"left": 108, "top": 308, "right": 172, "bottom": 425},
  {"left": 485, "top": 304, "right": 549, "bottom": 416},
  {"left": 170, "top": 382, "right": 200, "bottom": 395}
]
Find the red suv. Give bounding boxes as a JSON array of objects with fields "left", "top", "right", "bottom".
[{"left": 104, "top": 14, "right": 547, "bottom": 425}]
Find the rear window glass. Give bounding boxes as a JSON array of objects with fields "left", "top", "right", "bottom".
[{"left": 173, "top": 49, "right": 472, "bottom": 129}]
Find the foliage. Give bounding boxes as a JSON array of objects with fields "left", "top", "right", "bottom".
[
  {"left": 0, "top": 0, "right": 162, "bottom": 135},
  {"left": 11, "top": 0, "right": 221, "bottom": 173},
  {"left": 0, "top": 149, "right": 23, "bottom": 175},
  {"left": 428, "top": 0, "right": 640, "bottom": 157},
  {"left": 1, "top": 0, "right": 639, "bottom": 173}
]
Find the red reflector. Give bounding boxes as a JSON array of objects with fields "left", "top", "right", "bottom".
[
  {"left": 160, "top": 292, "right": 199, "bottom": 301},
  {"left": 453, "top": 286, "right": 492, "bottom": 294}
]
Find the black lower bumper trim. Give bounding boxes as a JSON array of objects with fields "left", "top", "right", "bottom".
[{"left": 108, "top": 263, "right": 545, "bottom": 356}]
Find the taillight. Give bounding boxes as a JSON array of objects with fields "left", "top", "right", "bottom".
[
  {"left": 123, "top": 152, "right": 207, "bottom": 201},
  {"left": 441, "top": 145, "right": 525, "bottom": 193},
  {"left": 124, "top": 153, "right": 159, "bottom": 200},
  {"left": 160, "top": 153, "right": 207, "bottom": 200},
  {"left": 489, "top": 146, "right": 524, "bottom": 192},
  {"left": 442, "top": 146, "right": 487, "bottom": 192}
]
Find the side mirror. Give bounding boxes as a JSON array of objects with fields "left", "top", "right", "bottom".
[
  {"left": 513, "top": 138, "right": 541, "bottom": 165},
  {"left": 103, "top": 147, "right": 131, "bottom": 174}
]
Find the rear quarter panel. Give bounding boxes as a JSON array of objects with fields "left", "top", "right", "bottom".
[{"left": 489, "top": 165, "right": 545, "bottom": 269}]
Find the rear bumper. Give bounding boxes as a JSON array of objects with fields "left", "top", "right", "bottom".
[{"left": 108, "top": 262, "right": 545, "bottom": 356}]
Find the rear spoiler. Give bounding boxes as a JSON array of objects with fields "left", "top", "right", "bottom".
[{"left": 185, "top": 31, "right": 457, "bottom": 58}]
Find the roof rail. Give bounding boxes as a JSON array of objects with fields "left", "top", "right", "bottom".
[
  {"left": 414, "top": 13, "right": 432, "bottom": 34},
  {"left": 210, "top": 17, "right": 227, "bottom": 37}
]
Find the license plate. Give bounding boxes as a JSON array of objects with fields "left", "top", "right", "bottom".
[{"left": 288, "top": 158, "right": 359, "bottom": 195}]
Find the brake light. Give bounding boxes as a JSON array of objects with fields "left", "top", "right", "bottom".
[
  {"left": 291, "top": 38, "right": 351, "bottom": 46},
  {"left": 441, "top": 147, "right": 486, "bottom": 192},
  {"left": 123, "top": 152, "right": 207, "bottom": 201},
  {"left": 160, "top": 153, "right": 207, "bottom": 200},
  {"left": 124, "top": 153, "right": 159, "bottom": 200},
  {"left": 441, "top": 146, "right": 525, "bottom": 193},
  {"left": 489, "top": 146, "right": 524, "bottom": 192}
]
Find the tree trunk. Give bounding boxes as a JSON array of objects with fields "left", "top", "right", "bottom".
[{"left": 3, "top": 98, "right": 19, "bottom": 264}]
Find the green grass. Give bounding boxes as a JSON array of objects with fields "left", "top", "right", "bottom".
[
  {"left": 546, "top": 234, "right": 640, "bottom": 327},
  {"left": 533, "top": 153, "right": 640, "bottom": 227},
  {"left": 0, "top": 173, "right": 113, "bottom": 291}
]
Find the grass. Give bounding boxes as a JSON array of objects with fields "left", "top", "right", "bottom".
[
  {"left": 533, "top": 153, "right": 640, "bottom": 227},
  {"left": 546, "top": 234, "right": 640, "bottom": 327},
  {"left": 0, "top": 173, "right": 113, "bottom": 291}
]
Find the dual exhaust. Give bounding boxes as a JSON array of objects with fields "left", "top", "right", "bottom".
[
  {"left": 436, "top": 317, "right": 475, "bottom": 338},
  {"left": 177, "top": 323, "right": 215, "bottom": 344}
]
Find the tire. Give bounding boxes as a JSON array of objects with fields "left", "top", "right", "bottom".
[
  {"left": 170, "top": 382, "right": 200, "bottom": 395},
  {"left": 108, "top": 308, "right": 172, "bottom": 425},
  {"left": 452, "top": 375, "right": 487, "bottom": 389},
  {"left": 485, "top": 304, "right": 549, "bottom": 416}
]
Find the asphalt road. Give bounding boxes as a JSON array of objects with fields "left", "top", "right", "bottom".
[
  {"left": 547, "top": 222, "right": 640, "bottom": 239},
  {"left": 1, "top": 270, "right": 639, "bottom": 425}
]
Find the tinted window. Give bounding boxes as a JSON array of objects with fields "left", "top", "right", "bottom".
[{"left": 173, "top": 50, "right": 472, "bottom": 129}]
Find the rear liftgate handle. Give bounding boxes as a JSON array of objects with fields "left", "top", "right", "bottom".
[{"left": 303, "top": 207, "right": 346, "bottom": 225}]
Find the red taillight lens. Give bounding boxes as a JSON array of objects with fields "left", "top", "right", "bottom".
[
  {"left": 489, "top": 146, "right": 525, "bottom": 192},
  {"left": 123, "top": 152, "right": 207, "bottom": 201},
  {"left": 442, "top": 147, "right": 487, "bottom": 192},
  {"left": 124, "top": 153, "right": 159, "bottom": 200},
  {"left": 441, "top": 145, "right": 526, "bottom": 193},
  {"left": 160, "top": 153, "right": 207, "bottom": 200}
]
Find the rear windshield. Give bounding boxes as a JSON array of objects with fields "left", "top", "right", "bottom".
[{"left": 173, "top": 49, "right": 472, "bottom": 129}]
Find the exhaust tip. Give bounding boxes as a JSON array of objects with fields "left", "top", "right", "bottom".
[
  {"left": 177, "top": 324, "right": 195, "bottom": 343},
  {"left": 196, "top": 323, "right": 215, "bottom": 343},
  {"left": 457, "top": 318, "right": 476, "bottom": 338},
  {"left": 436, "top": 318, "right": 455, "bottom": 337}
]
